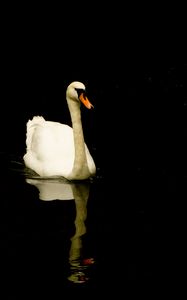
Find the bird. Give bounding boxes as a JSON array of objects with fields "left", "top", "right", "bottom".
[{"left": 23, "top": 81, "right": 96, "bottom": 180}]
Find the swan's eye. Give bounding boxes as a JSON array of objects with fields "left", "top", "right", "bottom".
[{"left": 75, "top": 88, "right": 86, "bottom": 98}]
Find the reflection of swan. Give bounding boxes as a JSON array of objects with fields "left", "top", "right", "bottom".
[
  {"left": 26, "top": 177, "right": 94, "bottom": 283},
  {"left": 26, "top": 178, "right": 74, "bottom": 200},
  {"left": 23, "top": 81, "right": 96, "bottom": 180}
]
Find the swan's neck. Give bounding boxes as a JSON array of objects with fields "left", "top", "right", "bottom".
[{"left": 68, "top": 100, "right": 90, "bottom": 180}]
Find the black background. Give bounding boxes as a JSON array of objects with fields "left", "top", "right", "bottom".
[{"left": 2, "top": 5, "right": 186, "bottom": 296}]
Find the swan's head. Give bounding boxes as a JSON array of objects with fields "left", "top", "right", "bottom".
[{"left": 66, "top": 81, "right": 93, "bottom": 109}]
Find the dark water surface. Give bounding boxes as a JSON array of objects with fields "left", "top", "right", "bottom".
[{"left": 2, "top": 151, "right": 165, "bottom": 295}]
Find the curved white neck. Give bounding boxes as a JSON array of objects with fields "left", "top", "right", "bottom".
[{"left": 67, "top": 99, "right": 90, "bottom": 180}]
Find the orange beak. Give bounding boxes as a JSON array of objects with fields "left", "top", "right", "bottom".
[{"left": 79, "top": 93, "right": 94, "bottom": 109}]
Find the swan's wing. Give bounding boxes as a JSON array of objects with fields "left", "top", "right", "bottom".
[{"left": 28, "top": 122, "right": 74, "bottom": 161}]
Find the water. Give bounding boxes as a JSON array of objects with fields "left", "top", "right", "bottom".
[
  {"left": 3, "top": 151, "right": 156, "bottom": 295},
  {"left": 3, "top": 163, "right": 113, "bottom": 296},
  {"left": 3, "top": 154, "right": 98, "bottom": 290},
  {"left": 2, "top": 64, "right": 181, "bottom": 296}
]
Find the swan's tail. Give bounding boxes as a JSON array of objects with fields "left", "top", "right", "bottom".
[
  {"left": 26, "top": 116, "right": 45, "bottom": 130},
  {"left": 25, "top": 116, "right": 46, "bottom": 150}
]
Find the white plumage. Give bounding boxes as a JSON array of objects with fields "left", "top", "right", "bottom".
[{"left": 23, "top": 81, "right": 96, "bottom": 180}]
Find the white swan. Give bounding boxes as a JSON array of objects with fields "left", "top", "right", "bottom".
[{"left": 23, "top": 81, "right": 96, "bottom": 180}]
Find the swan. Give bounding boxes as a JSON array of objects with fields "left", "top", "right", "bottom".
[{"left": 23, "top": 81, "right": 96, "bottom": 180}]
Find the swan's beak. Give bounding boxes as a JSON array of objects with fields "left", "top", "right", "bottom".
[{"left": 79, "top": 93, "right": 94, "bottom": 109}]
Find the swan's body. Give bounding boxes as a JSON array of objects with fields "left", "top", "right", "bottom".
[{"left": 23, "top": 81, "right": 96, "bottom": 180}]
